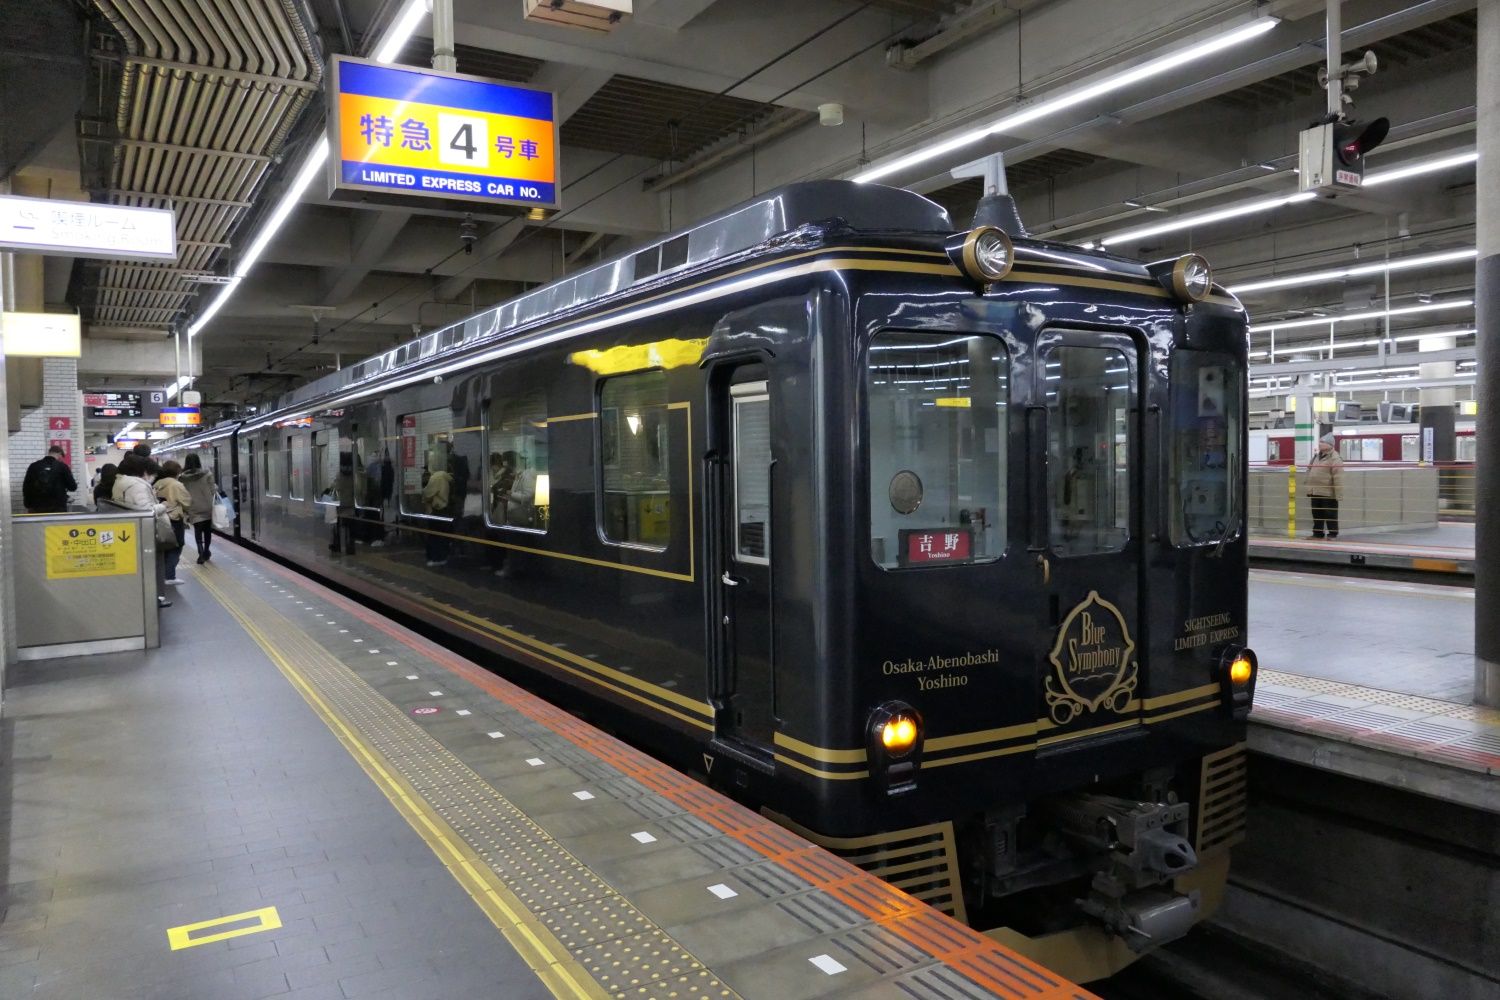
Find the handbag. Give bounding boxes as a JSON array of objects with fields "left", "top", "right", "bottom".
[{"left": 155, "top": 510, "right": 181, "bottom": 550}]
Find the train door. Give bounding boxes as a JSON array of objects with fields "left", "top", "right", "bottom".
[
  {"left": 1031, "top": 331, "right": 1143, "bottom": 740},
  {"left": 709, "top": 368, "right": 776, "bottom": 749},
  {"left": 245, "top": 437, "right": 260, "bottom": 539}
]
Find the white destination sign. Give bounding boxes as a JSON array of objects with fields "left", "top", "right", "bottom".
[{"left": 0, "top": 194, "right": 177, "bottom": 262}]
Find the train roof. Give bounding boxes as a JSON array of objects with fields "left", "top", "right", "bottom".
[
  {"left": 264, "top": 181, "right": 953, "bottom": 417},
  {"left": 179, "top": 180, "right": 1177, "bottom": 444}
]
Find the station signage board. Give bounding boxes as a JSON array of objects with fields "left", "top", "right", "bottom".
[
  {"left": 0, "top": 194, "right": 176, "bottom": 262},
  {"left": 159, "top": 406, "right": 201, "bottom": 427},
  {"left": 2, "top": 311, "right": 81, "bottom": 357},
  {"left": 326, "top": 55, "right": 559, "bottom": 209},
  {"left": 85, "top": 391, "right": 144, "bottom": 419}
]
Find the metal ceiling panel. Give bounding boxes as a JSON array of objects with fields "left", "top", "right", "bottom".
[{"left": 562, "top": 75, "right": 782, "bottom": 162}]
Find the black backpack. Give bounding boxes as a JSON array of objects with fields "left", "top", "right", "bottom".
[{"left": 24, "top": 459, "right": 60, "bottom": 510}]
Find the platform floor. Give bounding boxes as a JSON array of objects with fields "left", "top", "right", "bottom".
[
  {"left": 1248, "top": 521, "right": 1475, "bottom": 574},
  {"left": 1248, "top": 568, "right": 1474, "bottom": 703},
  {"left": 0, "top": 543, "right": 1094, "bottom": 1000}
]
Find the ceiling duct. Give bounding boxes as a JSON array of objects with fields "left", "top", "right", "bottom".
[{"left": 74, "top": 0, "right": 322, "bottom": 338}]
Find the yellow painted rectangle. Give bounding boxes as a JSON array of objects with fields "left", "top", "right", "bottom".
[
  {"left": 934, "top": 396, "right": 971, "bottom": 408},
  {"left": 1410, "top": 558, "right": 1460, "bottom": 573},
  {"left": 44, "top": 521, "right": 139, "bottom": 579},
  {"left": 167, "top": 906, "right": 281, "bottom": 950}
]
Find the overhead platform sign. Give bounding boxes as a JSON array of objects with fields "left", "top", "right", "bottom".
[
  {"left": 0, "top": 194, "right": 176, "bottom": 261},
  {"left": 327, "top": 56, "right": 558, "bottom": 210}
]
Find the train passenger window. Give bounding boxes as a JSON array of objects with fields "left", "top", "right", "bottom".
[
  {"left": 312, "top": 432, "right": 340, "bottom": 504},
  {"left": 866, "top": 332, "right": 1008, "bottom": 568},
  {"left": 600, "top": 371, "right": 670, "bottom": 548},
  {"left": 1169, "top": 351, "right": 1240, "bottom": 546},
  {"left": 351, "top": 424, "right": 388, "bottom": 511},
  {"left": 485, "top": 389, "right": 548, "bottom": 532},
  {"left": 289, "top": 434, "right": 308, "bottom": 500},
  {"left": 264, "top": 436, "right": 283, "bottom": 497},
  {"left": 1046, "top": 345, "right": 1131, "bottom": 555},
  {"left": 399, "top": 409, "right": 473, "bottom": 520}
]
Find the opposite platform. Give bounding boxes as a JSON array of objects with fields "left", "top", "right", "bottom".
[{"left": 0, "top": 540, "right": 1096, "bottom": 1000}]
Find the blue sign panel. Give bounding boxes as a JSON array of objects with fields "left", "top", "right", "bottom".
[{"left": 327, "top": 56, "right": 559, "bottom": 209}]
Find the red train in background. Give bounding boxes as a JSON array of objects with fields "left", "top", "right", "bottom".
[{"left": 1251, "top": 420, "right": 1477, "bottom": 465}]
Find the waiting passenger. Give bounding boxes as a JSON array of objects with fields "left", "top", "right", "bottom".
[
  {"left": 93, "top": 463, "right": 118, "bottom": 507},
  {"left": 1305, "top": 433, "right": 1344, "bottom": 540},
  {"left": 22, "top": 444, "right": 78, "bottom": 514},
  {"left": 113, "top": 453, "right": 172, "bottom": 609},
  {"left": 154, "top": 461, "right": 191, "bottom": 586},
  {"left": 180, "top": 453, "right": 217, "bottom": 564}
]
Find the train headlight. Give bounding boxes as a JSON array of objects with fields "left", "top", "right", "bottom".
[
  {"left": 1171, "top": 254, "right": 1213, "bottom": 302},
  {"left": 946, "top": 226, "right": 1014, "bottom": 285},
  {"left": 1218, "top": 647, "right": 1257, "bottom": 720},
  {"left": 868, "top": 702, "right": 923, "bottom": 795},
  {"left": 1147, "top": 253, "right": 1214, "bottom": 303}
]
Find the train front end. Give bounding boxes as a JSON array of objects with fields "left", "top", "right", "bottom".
[{"left": 792, "top": 217, "right": 1257, "bottom": 981}]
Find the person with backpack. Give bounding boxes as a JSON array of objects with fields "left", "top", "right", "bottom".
[{"left": 22, "top": 445, "right": 78, "bottom": 513}]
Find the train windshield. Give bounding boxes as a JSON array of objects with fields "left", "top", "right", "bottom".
[
  {"left": 1168, "top": 351, "right": 1241, "bottom": 545},
  {"left": 1044, "top": 345, "right": 1132, "bottom": 556},
  {"left": 866, "top": 331, "right": 1009, "bottom": 568}
]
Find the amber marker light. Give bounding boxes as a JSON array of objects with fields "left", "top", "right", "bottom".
[
  {"left": 1229, "top": 655, "right": 1254, "bottom": 685},
  {"left": 881, "top": 715, "right": 919, "bottom": 753}
]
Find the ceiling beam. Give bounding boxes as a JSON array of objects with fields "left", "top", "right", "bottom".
[{"left": 319, "top": 210, "right": 413, "bottom": 306}]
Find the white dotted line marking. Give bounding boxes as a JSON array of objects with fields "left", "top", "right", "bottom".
[
  {"left": 455, "top": 710, "right": 471, "bottom": 717},
  {"left": 427, "top": 690, "right": 443, "bottom": 697},
  {"left": 487, "top": 732, "right": 504, "bottom": 739},
  {"left": 707, "top": 883, "right": 737, "bottom": 900},
  {"left": 525, "top": 758, "right": 544, "bottom": 767},
  {"left": 386, "top": 661, "right": 399, "bottom": 666},
  {"left": 631, "top": 831, "right": 656, "bottom": 844},
  {"left": 572, "top": 791, "right": 595, "bottom": 801},
  {"left": 405, "top": 675, "right": 420, "bottom": 680}
]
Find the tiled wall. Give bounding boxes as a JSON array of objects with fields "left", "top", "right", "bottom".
[{"left": 8, "top": 357, "right": 86, "bottom": 511}]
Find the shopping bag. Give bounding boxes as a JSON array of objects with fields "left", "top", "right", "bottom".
[
  {"left": 156, "top": 510, "right": 181, "bottom": 551},
  {"left": 212, "top": 496, "right": 232, "bottom": 531}
]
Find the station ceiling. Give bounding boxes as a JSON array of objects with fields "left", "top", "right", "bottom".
[{"left": 8, "top": 0, "right": 1479, "bottom": 417}]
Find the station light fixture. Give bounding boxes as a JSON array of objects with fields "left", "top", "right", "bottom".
[
  {"left": 1362, "top": 150, "right": 1478, "bottom": 188},
  {"left": 1098, "top": 191, "right": 1315, "bottom": 247},
  {"left": 1247, "top": 299, "right": 1473, "bottom": 333},
  {"left": 187, "top": 0, "right": 429, "bottom": 342},
  {"left": 852, "top": 16, "right": 1279, "bottom": 184},
  {"left": 1227, "top": 248, "right": 1477, "bottom": 294}
]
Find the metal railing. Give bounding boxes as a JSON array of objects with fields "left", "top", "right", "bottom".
[{"left": 1246, "top": 463, "right": 1477, "bottom": 539}]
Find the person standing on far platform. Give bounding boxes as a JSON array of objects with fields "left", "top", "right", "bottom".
[
  {"left": 22, "top": 445, "right": 78, "bottom": 513},
  {"left": 1305, "top": 433, "right": 1343, "bottom": 540},
  {"left": 154, "top": 460, "right": 191, "bottom": 585},
  {"left": 180, "top": 453, "right": 217, "bottom": 564}
]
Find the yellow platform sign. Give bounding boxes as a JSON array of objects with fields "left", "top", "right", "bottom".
[{"left": 45, "top": 522, "right": 139, "bottom": 579}]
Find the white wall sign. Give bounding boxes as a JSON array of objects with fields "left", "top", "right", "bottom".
[
  {"left": 0, "top": 194, "right": 177, "bottom": 261},
  {"left": 1, "top": 312, "right": 81, "bottom": 357}
]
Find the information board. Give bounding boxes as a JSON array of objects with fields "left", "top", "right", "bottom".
[
  {"left": 160, "top": 406, "right": 201, "bottom": 427},
  {"left": 45, "top": 522, "right": 139, "bottom": 579},
  {"left": 327, "top": 56, "right": 558, "bottom": 209},
  {"left": 85, "top": 391, "right": 143, "bottom": 419},
  {"left": 0, "top": 194, "right": 176, "bottom": 261}
]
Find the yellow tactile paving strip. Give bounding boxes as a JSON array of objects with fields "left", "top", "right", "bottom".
[{"left": 199, "top": 567, "right": 734, "bottom": 1000}]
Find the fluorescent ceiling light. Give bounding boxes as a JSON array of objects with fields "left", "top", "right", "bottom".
[
  {"left": 188, "top": 0, "right": 427, "bottom": 341},
  {"left": 1362, "top": 150, "right": 1478, "bottom": 188},
  {"left": 165, "top": 375, "right": 192, "bottom": 402},
  {"left": 1249, "top": 299, "right": 1473, "bottom": 332},
  {"left": 1099, "top": 190, "right": 1314, "bottom": 246},
  {"left": 852, "top": 16, "right": 1279, "bottom": 184},
  {"left": 1227, "top": 248, "right": 1477, "bottom": 294}
]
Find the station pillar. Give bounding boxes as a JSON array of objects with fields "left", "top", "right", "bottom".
[
  {"left": 1475, "top": 0, "right": 1499, "bottom": 706},
  {"left": 1418, "top": 335, "right": 1457, "bottom": 463}
]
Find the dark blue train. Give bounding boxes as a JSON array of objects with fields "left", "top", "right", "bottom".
[{"left": 170, "top": 179, "right": 1257, "bottom": 982}]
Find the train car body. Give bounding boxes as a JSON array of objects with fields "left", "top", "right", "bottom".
[
  {"left": 171, "top": 181, "right": 1256, "bottom": 981},
  {"left": 1253, "top": 420, "right": 1477, "bottom": 464}
]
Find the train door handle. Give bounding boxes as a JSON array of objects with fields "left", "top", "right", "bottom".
[
  {"left": 721, "top": 571, "right": 743, "bottom": 587},
  {"left": 1036, "top": 554, "right": 1051, "bottom": 585}
]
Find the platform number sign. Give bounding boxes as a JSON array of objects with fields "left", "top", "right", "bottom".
[{"left": 439, "top": 114, "right": 490, "bottom": 169}]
